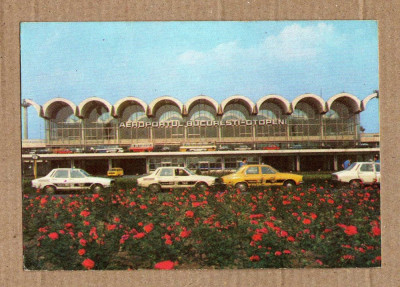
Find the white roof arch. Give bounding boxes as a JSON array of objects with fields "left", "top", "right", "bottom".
[
  {"left": 361, "top": 92, "right": 379, "bottom": 111},
  {"left": 42, "top": 98, "right": 77, "bottom": 119},
  {"left": 256, "top": 95, "right": 292, "bottom": 115},
  {"left": 148, "top": 96, "right": 184, "bottom": 116},
  {"left": 113, "top": 97, "right": 148, "bottom": 117},
  {"left": 185, "top": 95, "right": 220, "bottom": 115},
  {"left": 326, "top": 93, "right": 361, "bottom": 113},
  {"left": 77, "top": 97, "right": 113, "bottom": 118},
  {"left": 220, "top": 95, "right": 255, "bottom": 115},
  {"left": 23, "top": 99, "right": 42, "bottom": 117},
  {"left": 292, "top": 94, "right": 326, "bottom": 114}
]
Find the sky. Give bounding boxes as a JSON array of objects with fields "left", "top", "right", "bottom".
[{"left": 20, "top": 21, "right": 379, "bottom": 139}]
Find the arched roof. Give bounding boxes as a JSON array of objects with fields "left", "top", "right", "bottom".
[
  {"left": 256, "top": 95, "right": 292, "bottom": 115},
  {"left": 361, "top": 92, "right": 379, "bottom": 111},
  {"left": 23, "top": 99, "right": 42, "bottom": 117},
  {"left": 77, "top": 97, "right": 113, "bottom": 118},
  {"left": 113, "top": 97, "right": 148, "bottom": 117},
  {"left": 292, "top": 94, "right": 326, "bottom": 114},
  {"left": 148, "top": 96, "right": 184, "bottom": 117},
  {"left": 42, "top": 98, "right": 77, "bottom": 119},
  {"left": 221, "top": 95, "right": 255, "bottom": 115},
  {"left": 326, "top": 93, "right": 361, "bottom": 113},
  {"left": 185, "top": 95, "right": 220, "bottom": 115}
]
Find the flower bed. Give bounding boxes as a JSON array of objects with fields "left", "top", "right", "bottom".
[{"left": 23, "top": 183, "right": 380, "bottom": 270}]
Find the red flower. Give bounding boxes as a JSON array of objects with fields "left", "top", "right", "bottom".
[
  {"left": 372, "top": 226, "right": 381, "bottom": 236},
  {"left": 302, "top": 218, "right": 311, "bottom": 225},
  {"left": 82, "top": 258, "right": 95, "bottom": 270},
  {"left": 80, "top": 210, "right": 91, "bottom": 217},
  {"left": 344, "top": 225, "right": 358, "bottom": 236},
  {"left": 185, "top": 210, "right": 194, "bottom": 218},
  {"left": 252, "top": 233, "right": 263, "bottom": 242},
  {"left": 154, "top": 260, "right": 175, "bottom": 270},
  {"left": 275, "top": 251, "right": 282, "bottom": 256},
  {"left": 283, "top": 250, "right": 291, "bottom": 254},
  {"left": 107, "top": 224, "right": 117, "bottom": 231},
  {"left": 165, "top": 239, "right": 173, "bottom": 245},
  {"left": 249, "top": 255, "right": 260, "bottom": 262},
  {"left": 179, "top": 230, "right": 191, "bottom": 238},
  {"left": 133, "top": 232, "right": 146, "bottom": 239},
  {"left": 64, "top": 223, "right": 74, "bottom": 229},
  {"left": 78, "top": 249, "right": 86, "bottom": 256},
  {"left": 48, "top": 232, "right": 59, "bottom": 240},
  {"left": 144, "top": 223, "right": 154, "bottom": 233},
  {"left": 79, "top": 239, "right": 87, "bottom": 246}
]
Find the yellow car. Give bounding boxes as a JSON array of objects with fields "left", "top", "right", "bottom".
[
  {"left": 221, "top": 164, "right": 303, "bottom": 191},
  {"left": 107, "top": 167, "right": 124, "bottom": 177}
]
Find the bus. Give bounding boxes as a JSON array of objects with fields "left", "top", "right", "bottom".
[
  {"left": 128, "top": 143, "right": 154, "bottom": 152},
  {"left": 179, "top": 144, "right": 217, "bottom": 152}
]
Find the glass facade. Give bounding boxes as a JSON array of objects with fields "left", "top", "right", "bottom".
[{"left": 41, "top": 95, "right": 362, "bottom": 147}]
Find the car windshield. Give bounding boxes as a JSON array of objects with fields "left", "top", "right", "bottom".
[
  {"left": 345, "top": 162, "right": 357, "bottom": 171},
  {"left": 79, "top": 169, "right": 90, "bottom": 177},
  {"left": 183, "top": 167, "right": 195, "bottom": 175}
]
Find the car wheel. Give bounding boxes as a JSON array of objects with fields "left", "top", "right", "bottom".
[
  {"left": 91, "top": 184, "right": 103, "bottom": 193},
  {"left": 196, "top": 182, "right": 208, "bottom": 192},
  {"left": 148, "top": 184, "right": 161, "bottom": 193},
  {"left": 43, "top": 185, "right": 56, "bottom": 194},
  {"left": 283, "top": 180, "right": 296, "bottom": 189},
  {"left": 235, "top": 182, "right": 248, "bottom": 192},
  {"left": 349, "top": 180, "right": 361, "bottom": 189}
]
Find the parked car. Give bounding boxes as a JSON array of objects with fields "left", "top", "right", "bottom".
[
  {"left": 289, "top": 144, "right": 303, "bottom": 149},
  {"left": 234, "top": 145, "right": 251, "bottom": 151},
  {"left": 137, "top": 166, "right": 223, "bottom": 192},
  {"left": 107, "top": 167, "right": 124, "bottom": 177},
  {"left": 31, "top": 168, "right": 115, "bottom": 193},
  {"left": 94, "top": 146, "right": 124, "bottom": 153},
  {"left": 129, "top": 144, "right": 154, "bottom": 152},
  {"left": 218, "top": 145, "right": 232, "bottom": 151},
  {"left": 69, "top": 147, "right": 84, "bottom": 153},
  {"left": 221, "top": 164, "right": 303, "bottom": 192},
  {"left": 262, "top": 145, "right": 280, "bottom": 150},
  {"left": 331, "top": 161, "right": 380, "bottom": 188},
  {"left": 53, "top": 148, "right": 73, "bottom": 154}
]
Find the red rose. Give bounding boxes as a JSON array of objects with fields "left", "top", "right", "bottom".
[
  {"left": 144, "top": 223, "right": 154, "bottom": 233},
  {"left": 78, "top": 249, "right": 86, "bottom": 256},
  {"left": 185, "top": 210, "right": 194, "bottom": 218},
  {"left": 80, "top": 210, "right": 91, "bottom": 217},
  {"left": 252, "top": 233, "right": 263, "bottom": 242},
  {"left": 107, "top": 224, "right": 117, "bottom": 231},
  {"left": 249, "top": 255, "right": 260, "bottom": 262},
  {"left": 79, "top": 238, "right": 87, "bottom": 246},
  {"left": 372, "top": 226, "right": 381, "bottom": 236},
  {"left": 133, "top": 232, "right": 146, "bottom": 239},
  {"left": 48, "top": 232, "right": 59, "bottom": 240},
  {"left": 154, "top": 260, "right": 175, "bottom": 270},
  {"left": 302, "top": 218, "right": 311, "bottom": 225},
  {"left": 275, "top": 251, "right": 282, "bottom": 256},
  {"left": 82, "top": 258, "right": 95, "bottom": 270},
  {"left": 344, "top": 225, "right": 358, "bottom": 236},
  {"left": 179, "top": 230, "right": 191, "bottom": 238}
]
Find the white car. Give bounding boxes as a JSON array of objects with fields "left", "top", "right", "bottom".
[
  {"left": 137, "top": 166, "right": 222, "bottom": 192},
  {"left": 32, "top": 168, "right": 115, "bottom": 193},
  {"left": 331, "top": 162, "right": 380, "bottom": 188}
]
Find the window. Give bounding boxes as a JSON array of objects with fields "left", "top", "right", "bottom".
[
  {"left": 360, "top": 164, "right": 373, "bottom": 172},
  {"left": 261, "top": 166, "right": 275, "bottom": 174},
  {"left": 53, "top": 170, "right": 69, "bottom": 178},
  {"left": 71, "top": 170, "right": 85, "bottom": 178},
  {"left": 160, "top": 168, "right": 173, "bottom": 177},
  {"left": 246, "top": 166, "right": 259, "bottom": 175},
  {"left": 375, "top": 164, "right": 380, "bottom": 172},
  {"left": 175, "top": 169, "right": 189, "bottom": 176}
]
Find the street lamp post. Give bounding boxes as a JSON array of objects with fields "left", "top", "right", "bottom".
[{"left": 32, "top": 154, "right": 39, "bottom": 179}]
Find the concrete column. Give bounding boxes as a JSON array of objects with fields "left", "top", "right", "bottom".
[
  {"left": 296, "top": 155, "right": 300, "bottom": 172},
  {"left": 108, "top": 158, "right": 112, "bottom": 170},
  {"left": 71, "top": 159, "right": 75, "bottom": 168},
  {"left": 22, "top": 105, "right": 28, "bottom": 140},
  {"left": 146, "top": 158, "right": 150, "bottom": 174},
  {"left": 221, "top": 156, "right": 225, "bottom": 170},
  {"left": 333, "top": 154, "right": 338, "bottom": 171}
]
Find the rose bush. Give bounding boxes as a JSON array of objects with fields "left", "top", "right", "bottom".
[{"left": 23, "top": 182, "right": 380, "bottom": 270}]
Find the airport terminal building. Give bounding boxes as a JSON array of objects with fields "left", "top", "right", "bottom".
[{"left": 22, "top": 93, "right": 379, "bottom": 175}]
